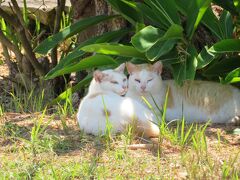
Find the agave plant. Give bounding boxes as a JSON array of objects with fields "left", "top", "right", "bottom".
[{"left": 35, "top": 0, "right": 240, "bottom": 103}]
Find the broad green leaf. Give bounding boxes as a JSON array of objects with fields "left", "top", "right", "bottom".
[
  {"left": 159, "top": 49, "right": 180, "bottom": 65},
  {"left": 219, "top": 11, "right": 233, "bottom": 39},
  {"left": 176, "top": 0, "right": 212, "bottom": 39},
  {"left": 163, "top": 24, "right": 183, "bottom": 40},
  {"left": 185, "top": 46, "right": 198, "bottom": 79},
  {"left": 106, "top": 0, "right": 143, "bottom": 25},
  {"left": 191, "top": 0, "right": 212, "bottom": 38},
  {"left": 45, "top": 55, "right": 117, "bottom": 79},
  {"left": 202, "top": 9, "right": 234, "bottom": 40},
  {"left": 46, "top": 28, "right": 132, "bottom": 78},
  {"left": 34, "top": 15, "right": 117, "bottom": 54},
  {"left": 146, "top": 39, "right": 177, "bottom": 61},
  {"left": 203, "top": 57, "right": 240, "bottom": 77},
  {"left": 171, "top": 61, "right": 185, "bottom": 86},
  {"left": 197, "top": 46, "right": 216, "bottom": 69},
  {"left": 221, "top": 67, "right": 240, "bottom": 84},
  {"left": 131, "top": 26, "right": 164, "bottom": 52},
  {"left": 81, "top": 43, "right": 146, "bottom": 59},
  {"left": 202, "top": 8, "right": 223, "bottom": 40},
  {"left": 62, "top": 28, "right": 131, "bottom": 66},
  {"left": 131, "top": 24, "right": 183, "bottom": 52},
  {"left": 137, "top": 3, "right": 162, "bottom": 27},
  {"left": 208, "top": 39, "right": 240, "bottom": 53},
  {"left": 49, "top": 75, "right": 92, "bottom": 105},
  {"left": 144, "top": 0, "right": 180, "bottom": 29},
  {"left": 171, "top": 45, "right": 197, "bottom": 85}
]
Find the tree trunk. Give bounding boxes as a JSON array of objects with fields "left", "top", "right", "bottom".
[{"left": 70, "top": 0, "right": 127, "bottom": 98}]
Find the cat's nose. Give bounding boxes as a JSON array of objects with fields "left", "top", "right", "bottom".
[{"left": 141, "top": 85, "right": 146, "bottom": 90}]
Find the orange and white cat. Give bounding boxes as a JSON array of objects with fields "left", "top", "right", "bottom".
[
  {"left": 77, "top": 63, "right": 159, "bottom": 137},
  {"left": 126, "top": 61, "right": 240, "bottom": 124}
]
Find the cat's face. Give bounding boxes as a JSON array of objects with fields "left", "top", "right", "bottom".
[
  {"left": 94, "top": 63, "right": 128, "bottom": 95},
  {"left": 126, "top": 61, "right": 163, "bottom": 95}
]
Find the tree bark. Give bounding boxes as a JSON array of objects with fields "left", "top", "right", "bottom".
[{"left": 69, "top": 0, "right": 127, "bottom": 98}]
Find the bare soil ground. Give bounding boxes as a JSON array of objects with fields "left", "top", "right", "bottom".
[{"left": 0, "top": 112, "right": 239, "bottom": 179}]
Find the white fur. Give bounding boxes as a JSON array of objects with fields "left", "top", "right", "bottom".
[
  {"left": 126, "top": 62, "right": 240, "bottom": 124},
  {"left": 164, "top": 80, "right": 240, "bottom": 123},
  {"left": 126, "top": 63, "right": 165, "bottom": 115},
  {"left": 77, "top": 64, "right": 159, "bottom": 137}
]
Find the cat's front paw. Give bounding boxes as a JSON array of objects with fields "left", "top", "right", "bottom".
[{"left": 230, "top": 116, "right": 240, "bottom": 126}]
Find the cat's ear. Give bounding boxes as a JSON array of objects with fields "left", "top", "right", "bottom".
[
  {"left": 152, "top": 61, "right": 163, "bottom": 75},
  {"left": 115, "top": 63, "right": 125, "bottom": 73},
  {"left": 126, "top": 62, "right": 137, "bottom": 75},
  {"left": 93, "top": 70, "right": 106, "bottom": 82}
]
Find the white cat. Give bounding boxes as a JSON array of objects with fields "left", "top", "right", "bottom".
[
  {"left": 76, "top": 63, "right": 159, "bottom": 137},
  {"left": 126, "top": 61, "right": 240, "bottom": 124}
]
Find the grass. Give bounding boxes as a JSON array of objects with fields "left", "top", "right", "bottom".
[{"left": 0, "top": 86, "right": 240, "bottom": 179}]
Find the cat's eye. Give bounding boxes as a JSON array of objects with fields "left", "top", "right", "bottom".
[
  {"left": 111, "top": 81, "right": 119, "bottom": 84},
  {"left": 147, "top": 78, "right": 153, "bottom": 82},
  {"left": 135, "top": 79, "right": 140, "bottom": 83}
]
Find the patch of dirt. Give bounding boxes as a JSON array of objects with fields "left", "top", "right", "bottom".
[
  {"left": 0, "top": 113, "right": 240, "bottom": 179},
  {"left": 0, "top": 113, "right": 239, "bottom": 178}
]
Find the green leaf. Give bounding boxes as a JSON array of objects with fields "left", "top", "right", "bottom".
[
  {"left": 106, "top": 0, "right": 143, "bottom": 25},
  {"left": 49, "top": 75, "right": 92, "bottom": 105},
  {"left": 34, "top": 15, "right": 117, "bottom": 54},
  {"left": 203, "top": 57, "right": 240, "bottom": 77},
  {"left": 163, "top": 24, "right": 183, "bottom": 39},
  {"left": 197, "top": 46, "right": 216, "bottom": 69},
  {"left": 159, "top": 49, "right": 180, "bottom": 65},
  {"left": 46, "top": 28, "right": 132, "bottom": 78},
  {"left": 219, "top": 11, "right": 233, "bottom": 39},
  {"left": 202, "top": 9, "right": 234, "bottom": 40},
  {"left": 202, "top": 8, "right": 223, "bottom": 40},
  {"left": 171, "top": 62, "right": 185, "bottom": 86},
  {"left": 81, "top": 43, "right": 145, "bottom": 59},
  {"left": 63, "top": 28, "right": 131, "bottom": 66},
  {"left": 146, "top": 39, "right": 177, "bottom": 61},
  {"left": 45, "top": 55, "right": 117, "bottom": 79},
  {"left": 137, "top": 3, "right": 162, "bottom": 27},
  {"left": 131, "top": 24, "right": 183, "bottom": 52},
  {"left": 131, "top": 26, "right": 165, "bottom": 52},
  {"left": 185, "top": 46, "right": 198, "bottom": 79},
  {"left": 187, "top": 0, "right": 212, "bottom": 39},
  {"left": 192, "top": 0, "right": 212, "bottom": 38},
  {"left": 221, "top": 67, "right": 240, "bottom": 84},
  {"left": 208, "top": 39, "right": 240, "bottom": 53},
  {"left": 171, "top": 46, "right": 197, "bottom": 85},
  {"left": 144, "top": 0, "right": 180, "bottom": 29}
]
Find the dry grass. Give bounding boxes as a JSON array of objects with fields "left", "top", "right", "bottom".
[{"left": 0, "top": 112, "right": 239, "bottom": 179}]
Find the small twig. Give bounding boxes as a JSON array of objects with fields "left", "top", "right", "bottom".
[
  {"left": 137, "top": 136, "right": 152, "bottom": 143},
  {"left": 119, "top": 143, "right": 158, "bottom": 150},
  {"left": 32, "top": 30, "right": 46, "bottom": 48}
]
